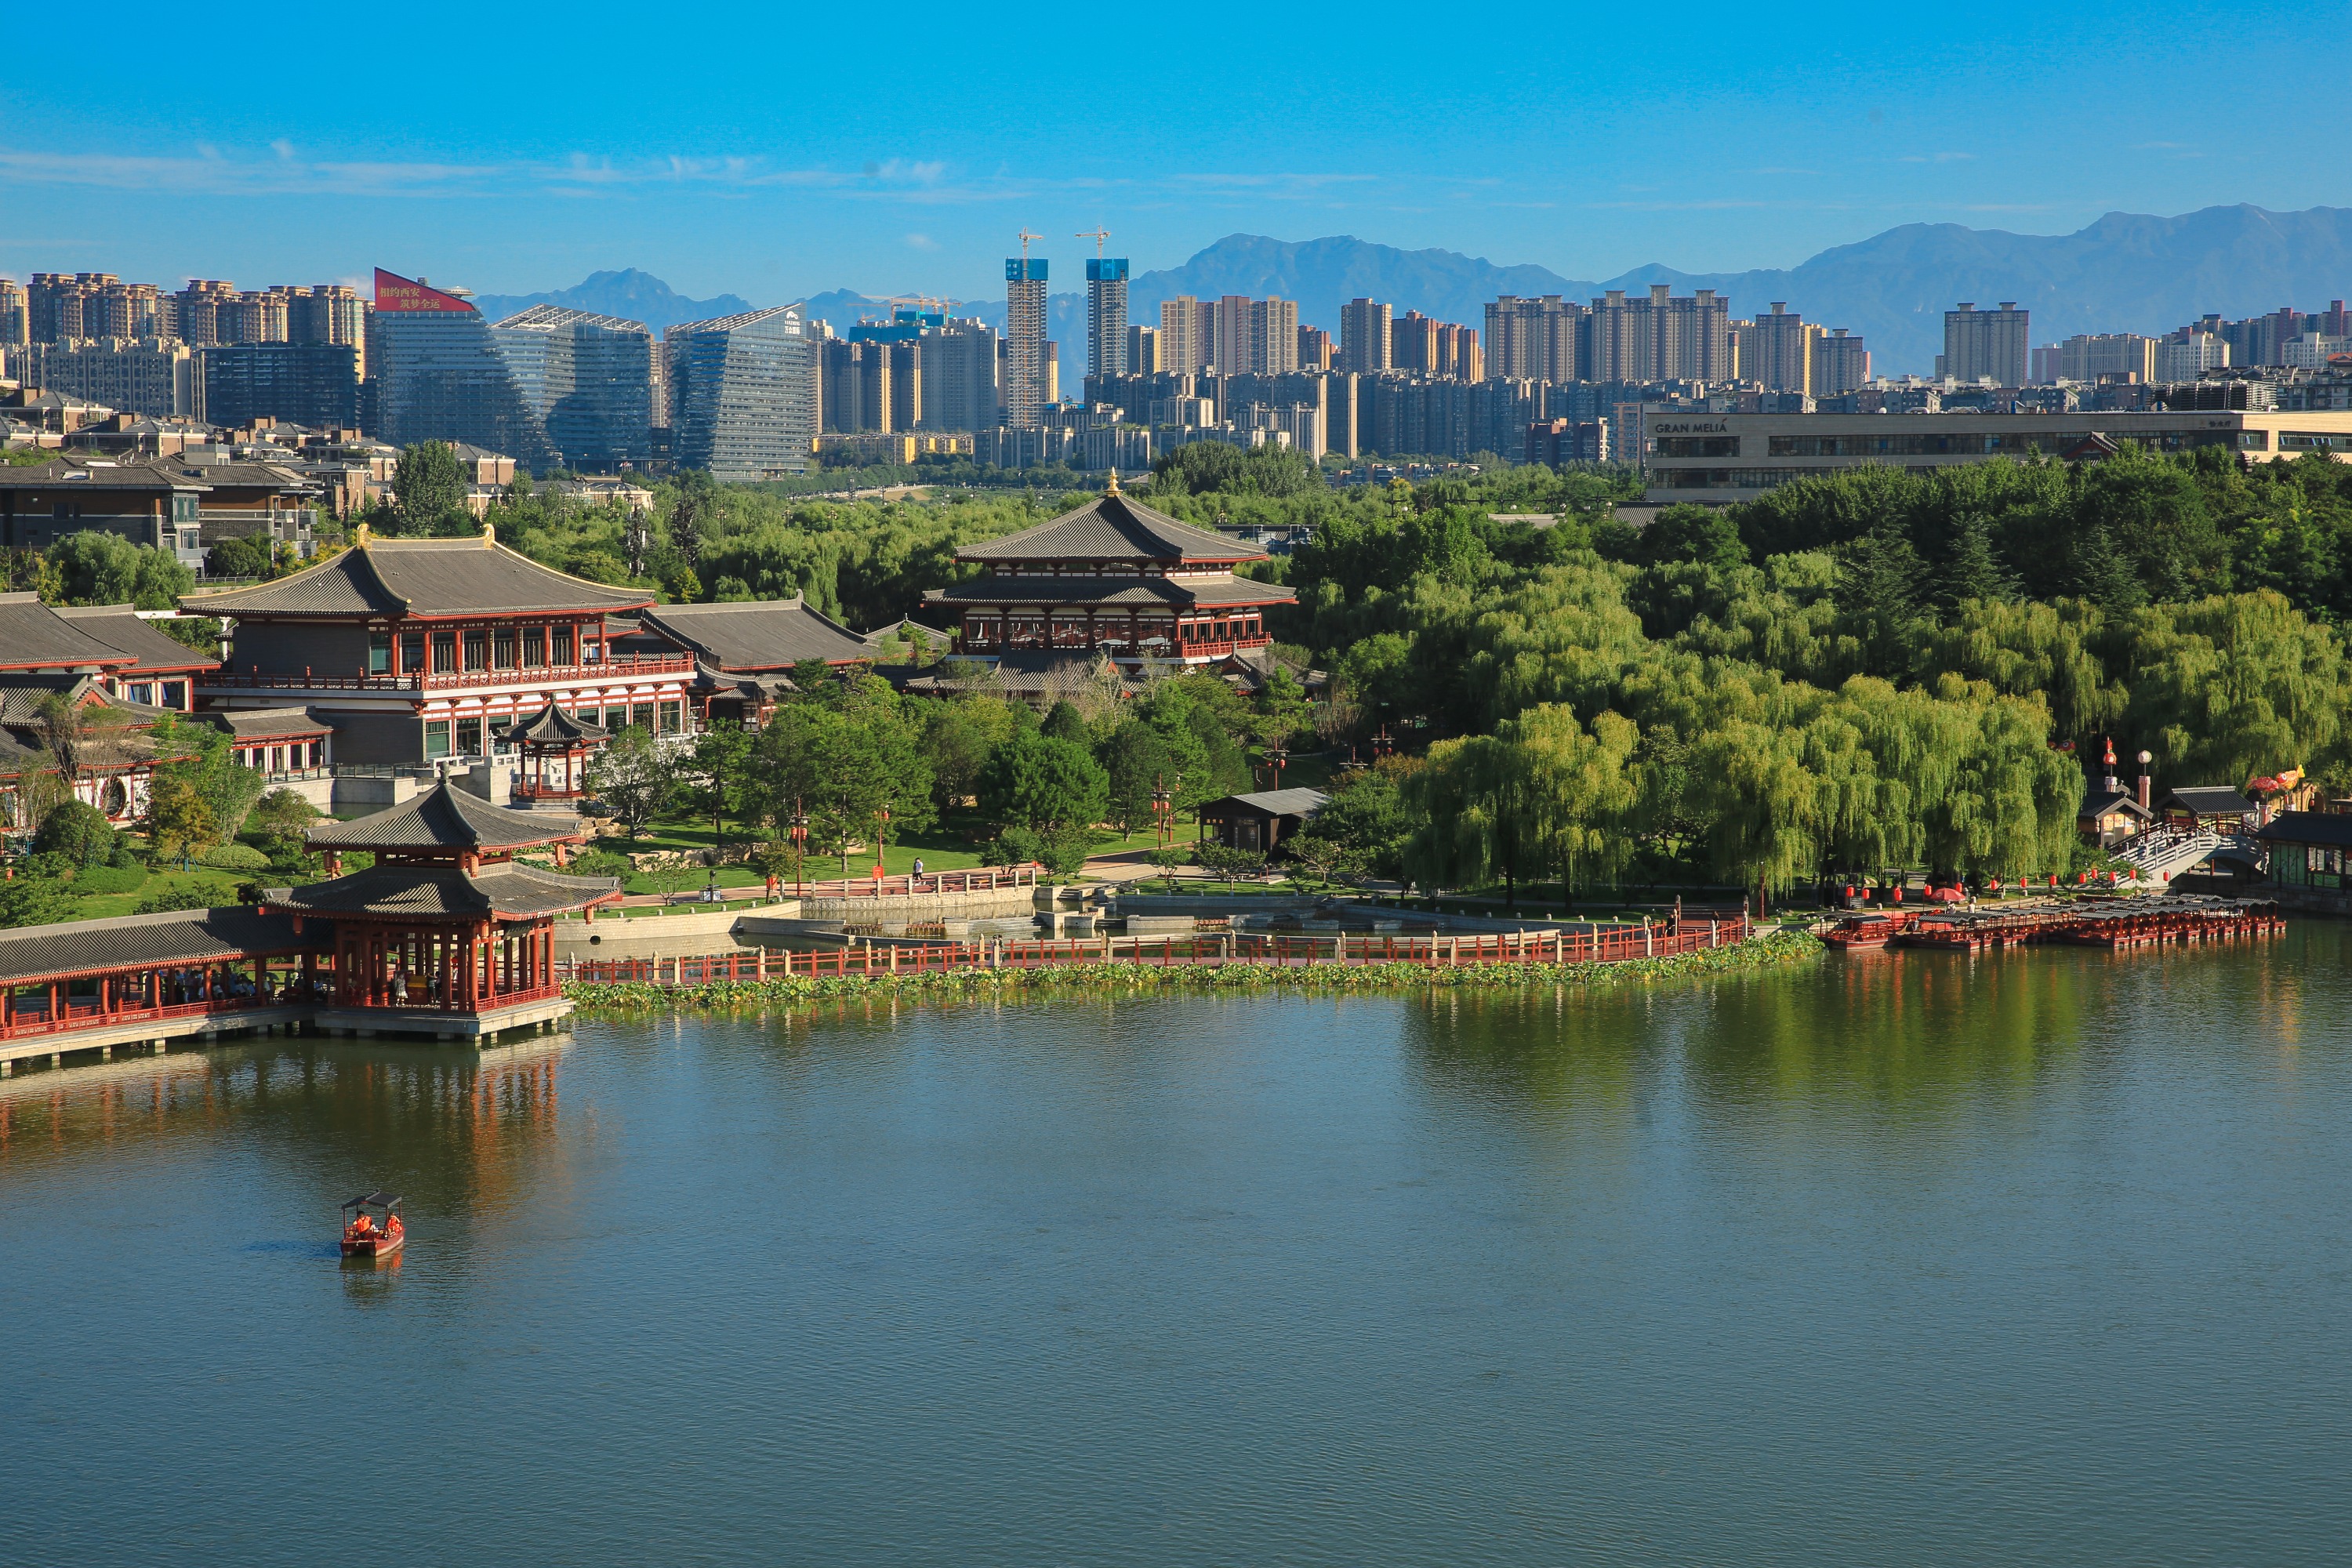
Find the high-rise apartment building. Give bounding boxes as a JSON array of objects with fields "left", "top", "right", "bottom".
[
  {"left": 27, "top": 274, "right": 117, "bottom": 343},
  {"left": 664, "top": 303, "right": 818, "bottom": 480},
  {"left": 21, "top": 338, "right": 194, "bottom": 416},
  {"left": 821, "top": 338, "right": 898, "bottom": 434},
  {"left": 1938, "top": 302, "right": 2030, "bottom": 386},
  {"left": 0, "top": 279, "right": 25, "bottom": 346},
  {"left": 198, "top": 343, "right": 361, "bottom": 430},
  {"left": 1392, "top": 312, "right": 1481, "bottom": 379},
  {"left": 1485, "top": 296, "right": 1582, "bottom": 383},
  {"left": 221, "top": 289, "right": 292, "bottom": 346},
  {"left": 1296, "top": 325, "right": 1334, "bottom": 370},
  {"left": 1004, "top": 252, "right": 1049, "bottom": 428},
  {"left": 1585, "top": 285, "right": 1733, "bottom": 383},
  {"left": 1207, "top": 296, "right": 1298, "bottom": 374},
  {"left": 492, "top": 304, "right": 656, "bottom": 468},
  {"left": 1126, "top": 324, "right": 1162, "bottom": 375},
  {"left": 366, "top": 268, "right": 560, "bottom": 471},
  {"left": 1160, "top": 296, "right": 1212, "bottom": 374},
  {"left": 1086, "top": 257, "right": 1128, "bottom": 379},
  {"left": 2154, "top": 332, "right": 2230, "bottom": 382},
  {"left": 1810, "top": 328, "right": 1871, "bottom": 397},
  {"left": 1743, "top": 303, "right": 1816, "bottom": 394},
  {"left": 174, "top": 281, "right": 237, "bottom": 346},
  {"left": 2047, "top": 333, "right": 2155, "bottom": 384},
  {"left": 917, "top": 320, "right": 1000, "bottom": 433},
  {"left": 290, "top": 285, "right": 368, "bottom": 379},
  {"left": 1341, "top": 298, "right": 1391, "bottom": 374}
]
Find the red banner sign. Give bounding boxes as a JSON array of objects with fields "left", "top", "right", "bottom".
[{"left": 373, "top": 268, "right": 475, "bottom": 314}]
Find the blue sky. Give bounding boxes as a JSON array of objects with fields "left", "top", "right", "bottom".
[{"left": 3, "top": 1, "right": 2343, "bottom": 309}]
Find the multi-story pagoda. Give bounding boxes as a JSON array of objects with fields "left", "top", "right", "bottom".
[
  {"left": 924, "top": 476, "right": 1295, "bottom": 666},
  {"left": 269, "top": 779, "right": 622, "bottom": 1036},
  {"left": 183, "top": 524, "right": 695, "bottom": 766}
]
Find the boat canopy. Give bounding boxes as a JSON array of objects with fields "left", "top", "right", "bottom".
[{"left": 341, "top": 1191, "right": 402, "bottom": 1210}]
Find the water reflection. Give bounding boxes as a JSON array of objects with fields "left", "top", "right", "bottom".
[{"left": 0, "top": 1033, "right": 571, "bottom": 1217}]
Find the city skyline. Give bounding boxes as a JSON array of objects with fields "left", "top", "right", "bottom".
[{"left": 2, "top": 1, "right": 2345, "bottom": 305}]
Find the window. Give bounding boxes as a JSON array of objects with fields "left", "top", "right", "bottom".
[
  {"left": 553, "top": 626, "right": 575, "bottom": 664},
  {"left": 126, "top": 683, "right": 154, "bottom": 705},
  {"left": 368, "top": 632, "right": 391, "bottom": 673},
  {"left": 493, "top": 630, "right": 517, "bottom": 670},
  {"left": 456, "top": 717, "right": 483, "bottom": 755},
  {"left": 160, "top": 681, "right": 184, "bottom": 709},
  {"left": 424, "top": 720, "right": 451, "bottom": 759},
  {"left": 631, "top": 703, "right": 654, "bottom": 731},
  {"left": 658, "top": 701, "right": 682, "bottom": 735},
  {"left": 604, "top": 706, "right": 628, "bottom": 731},
  {"left": 432, "top": 632, "right": 457, "bottom": 673},
  {"left": 522, "top": 628, "right": 546, "bottom": 667},
  {"left": 1656, "top": 437, "right": 1738, "bottom": 458},
  {"left": 463, "top": 632, "right": 488, "bottom": 671},
  {"left": 399, "top": 633, "right": 424, "bottom": 673}
]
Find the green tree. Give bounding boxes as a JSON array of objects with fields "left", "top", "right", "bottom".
[
  {"left": 144, "top": 773, "right": 216, "bottom": 870},
  {"left": 1041, "top": 699, "right": 1091, "bottom": 745},
  {"left": 688, "top": 723, "right": 753, "bottom": 848},
  {"left": 391, "top": 442, "right": 469, "bottom": 535},
  {"left": 1098, "top": 718, "right": 1177, "bottom": 833},
  {"left": 0, "top": 875, "right": 74, "bottom": 930},
  {"left": 923, "top": 696, "right": 1023, "bottom": 813},
  {"left": 245, "top": 787, "right": 320, "bottom": 868},
  {"left": 586, "top": 726, "right": 676, "bottom": 839},
  {"left": 47, "top": 531, "right": 194, "bottom": 609},
  {"left": 978, "top": 730, "right": 1109, "bottom": 833}
]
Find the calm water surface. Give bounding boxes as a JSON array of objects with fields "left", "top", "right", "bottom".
[{"left": 5, "top": 928, "right": 2351, "bottom": 1565}]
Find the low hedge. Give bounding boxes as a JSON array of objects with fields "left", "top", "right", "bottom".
[{"left": 568, "top": 931, "right": 1824, "bottom": 1013}]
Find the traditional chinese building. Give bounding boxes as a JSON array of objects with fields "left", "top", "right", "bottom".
[
  {"left": 614, "top": 596, "right": 884, "bottom": 726},
  {"left": 270, "top": 779, "right": 621, "bottom": 1036},
  {"left": 0, "top": 592, "right": 197, "bottom": 825},
  {"left": 924, "top": 477, "right": 1294, "bottom": 666},
  {"left": 183, "top": 524, "right": 695, "bottom": 765}
]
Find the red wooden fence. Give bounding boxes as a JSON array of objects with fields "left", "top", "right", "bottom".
[{"left": 560, "top": 916, "right": 1750, "bottom": 986}]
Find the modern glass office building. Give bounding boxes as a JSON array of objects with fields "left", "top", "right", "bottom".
[
  {"left": 491, "top": 305, "right": 655, "bottom": 470},
  {"left": 365, "top": 269, "right": 560, "bottom": 472},
  {"left": 663, "top": 304, "right": 817, "bottom": 480},
  {"left": 198, "top": 343, "right": 361, "bottom": 430}
]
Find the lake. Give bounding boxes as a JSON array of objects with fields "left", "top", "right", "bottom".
[{"left": 5, "top": 927, "right": 2349, "bottom": 1565}]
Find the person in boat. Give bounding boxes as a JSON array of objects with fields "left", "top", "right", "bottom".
[{"left": 348, "top": 1210, "right": 376, "bottom": 1238}]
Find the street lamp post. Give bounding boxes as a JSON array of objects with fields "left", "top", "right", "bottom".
[{"left": 873, "top": 803, "right": 891, "bottom": 880}]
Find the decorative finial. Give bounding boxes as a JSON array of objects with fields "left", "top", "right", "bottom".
[
  {"left": 481, "top": 518, "right": 495, "bottom": 549},
  {"left": 354, "top": 520, "right": 372, "bottom": 547},
  {"left": 1105, "top": 468, "right": 1120, "bottom": 495}
]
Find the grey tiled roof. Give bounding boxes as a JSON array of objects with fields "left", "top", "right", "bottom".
[
  {"left": 51, "top": 604, "right": 217, "bottom": 673},
  {"left": 309, "top": 780, "right": 585, "bottom": 851},
  {"left": 0, "top": 906, "right": 318, "bottom": 986},
  {"left": 0, "top": 593, "right": 140, "bottom": 672},
  {"left": 0, "top": 457, "right": 209, "bottom": 493},
  {"left": 2164, "top": 786, "right": 2255, "bottom": 815},
  {"left": 1205, "top": 788, "right": 1329, "bottom": 818},
  {"left": 272, "top": 862, "right": 619, "bottom": 919},
  {"left": 958, "top": 492, "right": 1265, "bottom": 564},
  {"left": 183, "top": 538, "right": 654, "bottom": 619},
  {"left": 637, "top": 597, "right": 875, "bottom": 670},
  {"left": 203, "top": 706, "right": 333, "bottom": 742},
  {"left": 2258, "top": 810, "right": 2352, "bottom": 848},
  {"left": 924, "top": 575, "right": 1294, "bottom": 608},
  {"left": 509, "top": 702, "right": 607, "bottom": 745}
]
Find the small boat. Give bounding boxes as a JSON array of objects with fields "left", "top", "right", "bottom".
[
  {"left": 1823, "top": 909, "right": 1923, "bottom": 950},
  {"left": 340, "top": 1191, "right": 405, "bottom": 1259}
]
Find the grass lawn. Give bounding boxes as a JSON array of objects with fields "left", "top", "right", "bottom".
[{"left": 63, "top": 866, "right": 249, "bottom": 921}]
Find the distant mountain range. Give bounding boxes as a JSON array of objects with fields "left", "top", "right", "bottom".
[
  {"left": 470, "top": 268, "right": 753, "bottom": 333},
  {"left": 495, "top": 205, "right": 2352, "bottom": 376}
]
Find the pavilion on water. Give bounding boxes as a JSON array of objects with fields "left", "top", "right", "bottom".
[{"left": 274, "top": 779, "right": 622, "bottom": 1036}]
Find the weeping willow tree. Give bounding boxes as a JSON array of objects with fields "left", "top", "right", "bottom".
[{"left": 1402, "top": 706, "right": 1640, "bottom": 907}]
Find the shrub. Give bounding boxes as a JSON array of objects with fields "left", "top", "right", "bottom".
[
  {"left": 571, "top": 849, "right": 634, "bottom": 881},
  {"left": 33, "top": 800, "right": 116, "bottom": 868},
  {"left": 134, "top": 880, "right": 238, "bottom": 913},
  {"left": 0, "top": 877, "right": 74, "bottom": 929},
  {"left": 197, "top": 843, "right": 270, "bottom": 871}
]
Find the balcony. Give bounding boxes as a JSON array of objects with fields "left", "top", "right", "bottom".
[{"left": 200, "top": 653, "right": 698, "bottom": 694}]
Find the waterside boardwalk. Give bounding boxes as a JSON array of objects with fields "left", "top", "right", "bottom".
[{"left": 562, "top": 916, "right": 1754, "bottom": 985}]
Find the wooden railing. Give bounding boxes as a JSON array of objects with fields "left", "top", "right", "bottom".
[
  {"left": 786, "top": 866, "right": 1041, "bottom": 900},
  {"left": 0, "top": 993, "right": 284, "bottom": 1044},
  {"left": 561, "top": 917, "right": 1749, "bottom": 985},
  {"left": 199, "top": 654, "right": 695, "bottom": 693}
]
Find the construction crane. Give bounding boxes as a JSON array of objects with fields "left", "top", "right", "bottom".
[
  {"left": 1015, "top": 228, "right": 1044, "bottom": 263},
  {"left": 1076, "top": 227, "right": 1111, "bottom": 258}
]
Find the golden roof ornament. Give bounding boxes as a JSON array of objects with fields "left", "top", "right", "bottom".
[
  {"left": 1105, "top": 468, "right": 1120, "bottom": 495},
  {"left": 353, "top": 520, "right": 372, "bottom": 547},
  {"left": 481, "top": 519, "right": 496, "bottom": 549}
]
